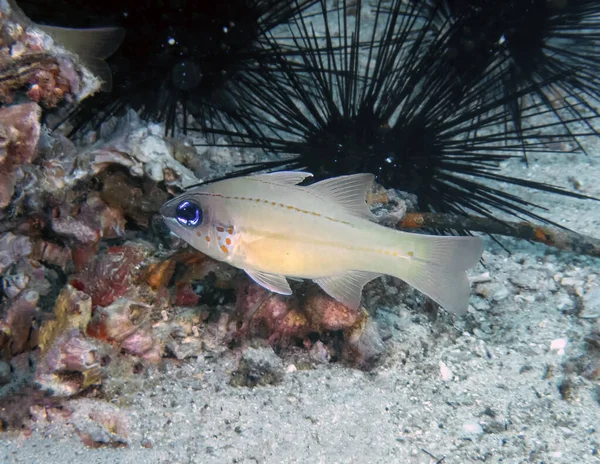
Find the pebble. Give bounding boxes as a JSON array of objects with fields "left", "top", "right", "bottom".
[
  {"left": 580, "top": 287, "right": 600, "bottom": 319},
  {"left": 462, "top": 420, "right": 484, "bottom": 437},
  {"left": 510, "top": 274, "right": 539, "bottom": 291},
  {"left": 560, "top": 277, "right": 585, "bottom": 288},
  {"left": 550, "top": 338, "right": 568, "bottom": 355},
  {"left": 439, "top": 361, "right": 453, "bottom": 382},
  {"left": 492, "top": 286, "right": 510, "bottom": 302}
]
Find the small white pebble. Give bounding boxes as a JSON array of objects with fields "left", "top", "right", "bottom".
[
  {"left": 462, "top": 420, "right": 484, "bottom": 437},
  {"left": 439, "top": 361, "right": 453, "bottom": 382},
  {"left": 470, "top": 272, "right": 491, "bottom": 283},
  {"left": 550, "top": 338, "right": 568, "bottom": 355},
  {"left": 561, "top": 277, "right": 584, "bottom": 288},
  {"left": 286, "top": 364, "right": 297, "bottom": 373}
]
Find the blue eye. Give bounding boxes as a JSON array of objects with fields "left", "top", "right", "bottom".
[{"left": 175, "top": 200, "right": 202, "bottom": 227}]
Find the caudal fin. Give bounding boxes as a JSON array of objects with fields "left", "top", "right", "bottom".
[{"left": 392, "top": 234, "right": 484, "bottom": 314}]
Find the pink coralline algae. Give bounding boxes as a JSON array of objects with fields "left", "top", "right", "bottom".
[{"left": 70, "top": 244, "right": 149, "bottom": 308}]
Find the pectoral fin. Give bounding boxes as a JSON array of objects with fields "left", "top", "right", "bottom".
[
  {"left": 245, "top": 269, "right": 292, "bottom": 295},
  {"left": 313, "top": 270, "right": 381, "bottom": 309}
]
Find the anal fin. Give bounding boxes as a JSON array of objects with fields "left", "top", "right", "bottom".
[
  {"left": 245, "top": 269, "right": 292, "bottom": 295},
  {"left": 313, "top": 270, "right": 381, "bottom": 310}
]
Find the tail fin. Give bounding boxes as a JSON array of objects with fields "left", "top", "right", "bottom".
[{"left": 392, "top": 234, "right": 484, "bottom": 314}]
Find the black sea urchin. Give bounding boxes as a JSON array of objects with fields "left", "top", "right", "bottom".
[
  {"left": 419, "top": 0, "right": 600, "bottom": 155},
  {"left": 203, "top": 0, "right": 597, "bottom": 224},
  {"left": 18, "top": 0, "right": 317, "bottom": 136}
]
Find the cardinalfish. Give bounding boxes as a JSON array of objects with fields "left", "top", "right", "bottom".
[{"left": 161, "top": 172, "right": 484, "bottom": 314}]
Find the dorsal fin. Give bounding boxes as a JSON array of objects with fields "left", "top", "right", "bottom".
[
  {"left": 307, "top": 173, "right": 376, "bottom": 220},
  {"left": 250, "top": 171, "right": 313, "bottom": 186},
  {"left": 38, "top": 25, "right": 126, "bottom": 60}
]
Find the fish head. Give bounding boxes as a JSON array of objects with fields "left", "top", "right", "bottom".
[{"left": 160, "top": 190, "right": 215, "bottom": 254}]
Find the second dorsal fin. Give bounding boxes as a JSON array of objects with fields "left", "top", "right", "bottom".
[
  {"left": 307, "top": 173, "right": 376, "bottom": 220},
  {"left": 250, "top": 171, "right": 313, "bottom": 186}
]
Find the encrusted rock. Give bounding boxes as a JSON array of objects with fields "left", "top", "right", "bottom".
[
  {"left": 0, "top": 102, "right": 41, "bottom": 208},
  {"left": 230, "top": 346, "right": 285, "bottom": 387},
  {"left": 0, "top": 0, "right": 101, "bottom": 105},
  {"left": 35, "top": 285, "right": 101, "bottom": 396},
  {"left": 68, "top": 399, "right": 129, "bottom": 448}
]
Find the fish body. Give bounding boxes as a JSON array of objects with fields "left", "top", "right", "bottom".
[{"left": 160, "top": 172, "right": 484, "bottom": 314}]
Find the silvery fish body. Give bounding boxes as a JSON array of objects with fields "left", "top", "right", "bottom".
[{"left": 160, "top": 172, "right": 484, "bottom": 314}]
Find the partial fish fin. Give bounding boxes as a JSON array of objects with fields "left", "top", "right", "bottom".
[
  {"left": 79, "top": 57, "right": 114, "bottom": 91},
  {"left": 38, "top": 25, "right": 125, "bottom": 92},
  {"left": 389, "top": 234, "right": 484, "bottom": 314},
  {"left": 307, "top": 173, "right": 376, "bottom": 220},
  {"left": 250, "top": 171, "right": 313, "bottom": 186},
  {"left": 245, "top": 269, "right": 292, "bottom": 295},
  {"left": 313, "top": 270, "right": 381, "bottom": 310},
  {"left": 38, "top": 25, "right": 126, "bottom": 59}
]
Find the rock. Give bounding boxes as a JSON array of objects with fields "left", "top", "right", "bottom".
[
  {"left": 68, "top": 399, "right": 129, "bottom": 448},
  {"left": 71, "top": 244, "right": 149, "bottom": 307},
  {"left": 0, "top": 103, "right": 42, "bottom": 208},
  {"left": 0, "top": 360, "right": 11, "bottom": 385},
  {"left": 0, "top": 233, "right": 33, "bottom": 274},
  {"left": 304, "top": 292, "right": 363, "bottom": 331},
  {"left": 0, "top": 289, "right": 39, "bottom": 357},
  {"left": 230, "top": 346, "right": 285, "bottom": 387},
  {"left": 0, "top": 1, "right": 101, "bottom": 105},
  {"left": 343, "top": 317, "right": 386, "bottom": 369}
]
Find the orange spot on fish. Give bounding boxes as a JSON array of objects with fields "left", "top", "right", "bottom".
[
  {"left": 271, "top": 202, "right": 277, "bottom": 205},
  {"left": 196, "top": 230, "right": 202, "bottom": 237},
  {"left": 227, "top": 228, "right": 233, "bottom": 234},
  {"left": 220, "top": 245, "right": 228, "bottom": 254},
  {"left": 225, "top": 238, "right": 232, "bottom": 245},
  {"left": 205, "top": 236, "right": 211, "bottom": 242},
  {"left": 216, "top": 226, "right": 225, "bottom": 232},
  {"left": 279, "top": 203, "right": 285, "bottom": 207},
  {"left": 392, "top": 252, "right": 397, "bottom": 257},
  {"left": 377, "top": 249, "right": 382, "bottom": 254},
  {"left": 256, "top": 198, "right": 261, "bottom": 202},
  {"left": 384, "top": 251, "right": 390, "bottom": 255},
  {"left": 287, "top": 206, "right": 294, "bottom": 210},
  {"left": 240, "top": 197, "right": 246, "bottom": 200}
]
